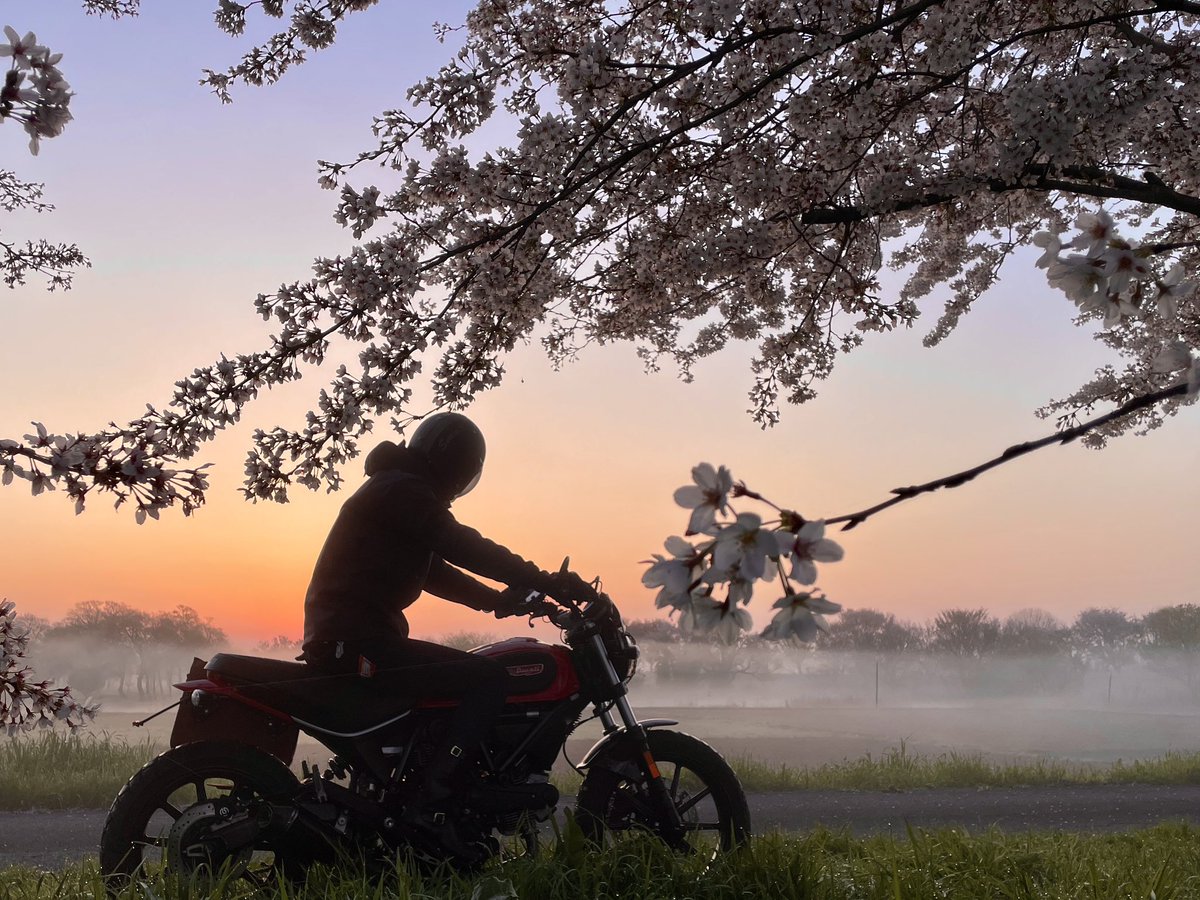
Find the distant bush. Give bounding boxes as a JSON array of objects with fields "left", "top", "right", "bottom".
[{"left": 441, "top": 631, "right": 497, "bottom": 651}]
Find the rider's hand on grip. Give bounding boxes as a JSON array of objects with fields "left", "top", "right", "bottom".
[
  {"left": 547, "top": 570, "right": 599, "bottom": 606},
  {"left": 494, "top": 585, "right": 552, "bottom": 618},
  {"left": 493, "top": 585, "right": 530, "bottom": 618}
]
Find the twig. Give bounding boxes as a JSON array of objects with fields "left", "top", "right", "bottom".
[{"left": 826, "top": 383, "right": 1190, "bottom": 530}]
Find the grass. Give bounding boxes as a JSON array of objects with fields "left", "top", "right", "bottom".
[
  {"left": 5, "top": 824, "right": 1200, "bottom": 899},
  {"left": 0, "top": 731, "right": 158, "bottom": 811},
  {"left": 724, "top": 741, "right": 1200, "bottom": 792},
  {"left": 7, "top": 730, "right": 1200, "bottom": 811}
]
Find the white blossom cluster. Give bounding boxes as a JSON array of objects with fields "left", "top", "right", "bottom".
[
  {"left": 1034, "top": 211, "right": 1196, "bottom": 328},
  {"left": 0, "top": 170, "right": 88, "bottom": 290},
  {"left": 0, "top": 26, "right": 72, "bottom": 155},
  {"left": 0, "top": 24, "right": 88, "bottom": 291},
  {"left": 643, "top": 464, "right": 844, "bottom": 644},
  {"left": 200, "top": 0, "right": 381, "bottom": 102},
  {"left": 1030, "top": 210, "right": 1200, "bottom": 440},
  {"left": 5, "top": 2, "right": 1200, "bottom": 515},
  {"left": 0, "top": 600, "right": 98, "bottom": 734}
]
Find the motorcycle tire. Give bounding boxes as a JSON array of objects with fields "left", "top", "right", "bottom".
[
  {"left": 575, "top": 729, "right": 751, "bottom": 853},
  {"left": 100, "top": 741, "right": 302, "bottom": 890}
]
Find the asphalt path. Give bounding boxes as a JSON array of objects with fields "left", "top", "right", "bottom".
[{"left": 6, "top": 785, "right": 1200, "bottom": 870}]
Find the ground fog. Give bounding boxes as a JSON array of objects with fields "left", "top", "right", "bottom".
[{"left": 45, "top": 636, "right": 1200, "bottom": 772}]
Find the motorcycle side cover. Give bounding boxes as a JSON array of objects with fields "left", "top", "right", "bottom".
[{"left": 170, "top": 657, "right": 299, "bottom": 765}]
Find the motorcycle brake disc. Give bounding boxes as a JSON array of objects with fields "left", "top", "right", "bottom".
[{"left": 166, "top": 801, "right": 254, "bottom": 877}]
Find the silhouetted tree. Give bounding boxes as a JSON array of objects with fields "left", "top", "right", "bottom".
[
  {"left": 1069, "top": 607, "right": 1142, "bottom": 670},
  {"left": 46, "top": 601, "right": 147, "bottom": 695},
  {"left": 821, "top": 608, "right": 922, "bottom": 653},
  {"left": 146, "top": 605, "right": 226, "bottom": 648},
  {"left": 624, "top": 618, "right": 680, "bottom": 644},
  {"left": 1141, "top": 604, "right": 1200, "bottom": 650},
  {"left": 440, "top": 632, "right": 497, "bottom": 652},
  {"left": 46, "top": 601, "right": 224, "bottom": 698},
  {"left": 50, "top": 600, "right": 148, "bottom": 644},
  {"left": 1138, "top": 604, "right": 1200, "bottom": 690},
  {"left": 11, "top": 612, "right": 49, "bottom": 646},
  {"left": 930, "top": 608, "right": 1000, "bottom": 657},
  {"left": 142, "top": 605, "right": 227, "bottom": 695},
  {"left": 257, "top": 634, "right": 303, "bottom": 654},
  {"left": 997, "top": 608, "right": 1068, "bottom": 655}
]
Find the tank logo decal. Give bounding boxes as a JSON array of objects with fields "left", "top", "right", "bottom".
[{"left": 506, "top": 664, "right": 545, "bottom": 677}]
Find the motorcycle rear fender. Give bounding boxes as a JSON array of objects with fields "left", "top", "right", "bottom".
[
  {"left": 170, "top": 658, "right": 299, "bottom": 765},
  {"left": 578, "top": 719, "right": 679, "bottom": 769}
]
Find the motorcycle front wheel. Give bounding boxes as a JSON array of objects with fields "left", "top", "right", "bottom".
[
  {"left": 575, "top": 729, "right": 751, "bottom": 853},
  {"left": 99, "top": 741, "right": 302, "bottom": 890}
]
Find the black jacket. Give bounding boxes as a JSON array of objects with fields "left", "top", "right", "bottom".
[{"left": 302, "top": 442, "right": 551, "bottom": 652}]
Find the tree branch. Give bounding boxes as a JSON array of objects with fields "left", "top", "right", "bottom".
[
  {"left": 827, "top": 382, "right": 1191, "bottom": 530},
  {"left": 798, "top": 164, "right": 1200, "bottom": 226}
]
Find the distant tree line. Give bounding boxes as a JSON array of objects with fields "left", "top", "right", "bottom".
[
  {"left": 15, "top": 601, "right": 226, "bottom": 699},
  {"left": 627, "top": 604, "right": 1200, "bottom": 664}
]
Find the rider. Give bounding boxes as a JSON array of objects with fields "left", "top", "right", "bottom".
[{"left": 299, "top": 412, "right": 594, "bottom": 860}]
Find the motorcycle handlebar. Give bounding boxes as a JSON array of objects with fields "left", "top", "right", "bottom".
[{"left": 506, "top": 588, "right": 612, "bottom": 626}]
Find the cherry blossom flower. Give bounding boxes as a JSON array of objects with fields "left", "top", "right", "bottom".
[
  {"left": 776, "top": 520, "right": 844, "bottom": 585},
  {"left": 673, "top": 463, "right": 733, "bottom": 535},
  {"left": 650, "top": 465, "right": 847, "bottom": 641},
  {"left": 1153, "top": 341, "right": 1200, "bottom": 397},
  {"left": 679, "top": 595, "right": 751, "bottom": 645},
  {"left": 1068, "top": 210, "right": 1114, "bottom": 255},
  {"left": 0, "top": 27, "right": 46, "bottom": 69},
  {"left": 642, "top": 535, "right": 703, "bottom": 610},
  {"left": 1032, "top": 231, "right": 1060, "bottom": 269},
  {"left": 1046, "top": 255, "right": 1106, "bottom": 305},
  {"left": 761, "top": 593, "right": 842, "bottom": 643},
  {"left": 1099, "top": 244, "right": 1151, "bottom": 297},
  {"left": 710, "top": 512, "right": 778, "bottom": 581},
  {"left": 1157, "top": 265, "right": 1195, "bottom": 319}
]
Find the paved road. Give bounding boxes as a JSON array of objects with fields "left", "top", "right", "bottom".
[{"left": 6, "top": 785, "right": 1200, "bottom": 870}]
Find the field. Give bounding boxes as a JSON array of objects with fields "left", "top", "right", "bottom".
[{"left": 86, "top": 691, "right": 1200, "bottom": 769}]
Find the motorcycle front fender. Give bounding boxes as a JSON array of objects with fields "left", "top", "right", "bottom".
[{"left": 578, "top": 718, "right": 679, "bottom": 769}]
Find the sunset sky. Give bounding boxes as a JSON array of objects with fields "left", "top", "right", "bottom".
[{"left": 1, "top": 2, "right": 1197, "bottom": 645}]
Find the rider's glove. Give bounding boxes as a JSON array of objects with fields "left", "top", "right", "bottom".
[
  {"left": 545, "top": 570, "right": 599, "bottom": 605},
  {"left": 493, "top": 585, "right": 538, "bottom": 619}
]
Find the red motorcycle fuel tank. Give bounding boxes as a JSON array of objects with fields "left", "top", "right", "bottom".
[{"left": 475, "top": 637, "right": 580, "bottom": 703}]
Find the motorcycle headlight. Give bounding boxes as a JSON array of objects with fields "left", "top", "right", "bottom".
[{"left": 619, "top": 633, "right": 639, "bottom": 683}]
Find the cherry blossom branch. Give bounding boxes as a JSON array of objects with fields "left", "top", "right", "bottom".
[
  {"left": 799, "top": 165, "right": 1200, "bottom": 226},
  {"left": 826, "top": 382, "right": 1192, "bottom": 531},
  {"left": 0, "top": 599, "right": 98, "bottom": 732}
]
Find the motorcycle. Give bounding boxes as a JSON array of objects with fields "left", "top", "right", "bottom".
[{"left": 99, "top": 589, "right": 751, "bottom": 885}]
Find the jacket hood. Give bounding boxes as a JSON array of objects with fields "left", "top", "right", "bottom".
[{"left": 364, "top": 440, "right": 418, "bottom": 477}]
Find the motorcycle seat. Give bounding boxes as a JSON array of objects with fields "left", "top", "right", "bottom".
[
  {"left": 207, "top": 653, "right": 309, "bottom": 684},
  {"left": 205, "top": 652, "right": 417, "bottom": 737}
]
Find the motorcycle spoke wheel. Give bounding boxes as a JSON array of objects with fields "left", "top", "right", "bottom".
[
  {"left": 575, "top": 729, "right": 751, "bottom": 855},
  {"left": 100, "top": 742, "right": 300, "bottom": 891}
]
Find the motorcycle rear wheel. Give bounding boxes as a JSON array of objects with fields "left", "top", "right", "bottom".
[
  {"left": 100, "top": 741, "right": 302, "bottom": 890},
  {"left": 575, "top": 729, "right": 751, "bottom": 853}
]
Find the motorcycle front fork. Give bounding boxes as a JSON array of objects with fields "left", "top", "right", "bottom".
[{"left": 593, "top": 640, "right": 687, "bottom": 846}]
